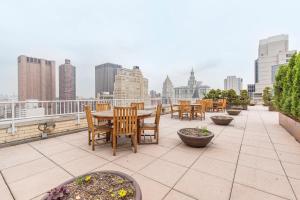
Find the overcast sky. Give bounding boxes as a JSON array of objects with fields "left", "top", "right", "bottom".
[{"left": 0, "top": 0, "right": 299, "bottom": 98}]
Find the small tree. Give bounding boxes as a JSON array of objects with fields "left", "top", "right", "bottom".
[
  {"left": 274, "top": 64, "right": 288, "bottom": 110},
  {"left": 204, "top": 89, "right": 221, "bottom": 101},
  {"left": 227, "top": 89, "right": 238, "bottom": 106},
  {"left": 240, "top": 90, "right": 250, "bottom": 106},
  {"left": 221, "top": 90, "right": 228, "bottom": 99},
  {"left": 263, "top": 87, "right": 272, "bottom": 106},
  {"left": 281, "top": 54, "right": 296, "bottom": 114},
  {"left": 291, "top": 53, "right": 300, "bottom": 119}
]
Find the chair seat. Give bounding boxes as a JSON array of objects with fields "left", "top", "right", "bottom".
[
  {"left": 141, "top": 123, "right": 157, "bottom": 128},
  {"left": 94, "top": 124, "right": 112, "bottom": 133}
]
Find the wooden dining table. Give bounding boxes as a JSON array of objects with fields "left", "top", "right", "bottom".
[{"left": 92, "top": 110, "right": 153, "bottom": 144}]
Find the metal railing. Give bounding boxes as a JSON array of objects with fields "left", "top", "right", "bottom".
[{"left": 0, "top": 97, "right": 197, "bottom": 133}]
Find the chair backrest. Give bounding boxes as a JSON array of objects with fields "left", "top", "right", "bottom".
[
  {"left": 205, "top": 99, "right": 213, "bottom": 108},
  {"left": 113, "top": 107, "right": 137, "bottom": 135},
  {"left": 179, "top": 100, "right": 191, "bottom": 111},
  {"left": 96, "top": 103, "right": 110, "bottom": 112},
  {"left": 196, "top": 99, "right": 202, "bottom": 104},
  {"left": 222, "top": 99, "right": 227, "bottom": 108},
  {"left": 155, "top": 104, "right": 162, "bottom": 125},
  {"left": 131, "top": 102, "right": 144, "bottom": 110},
  {"left": 84, "top": 105, "right": 94, "bottom": 132}
]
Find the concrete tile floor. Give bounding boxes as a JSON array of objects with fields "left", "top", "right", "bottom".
[{"left": 0, "top": 106, "right": 299, "bottom": 200}]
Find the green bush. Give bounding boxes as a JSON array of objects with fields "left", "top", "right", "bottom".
[
  {"left": 274, "top": 53, "right": 300, "bottom": 121},
  {"left": 239, "top": 90, "right": 250, "bottom": 106},
  {"left": 263, "top": 87, "right": 272, "bottom": 106},
  {"left": 274, "top": 64, "right": 288, "bottom": 110},
  {"left": 291, "top": 54, "right": 300, "bottom": 118}
]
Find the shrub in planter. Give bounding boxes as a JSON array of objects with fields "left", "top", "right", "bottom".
[
  {"left": 263, "top": 87, "right": 272, "bottom": 106},
  {"left": 42, "top": 171, "right": 142, "bottom": 200},
  {"left": 269, "top": 100, "right": 276, "bottom": 111},
  {"left": 239, "top": 90, "right": 250, "bottom": 110},
  {"left": 211, "top": 116, "right": 233, "bottom": 125},
  {"left": 274, "top": 52, "right": 300, "bottom": 142}
]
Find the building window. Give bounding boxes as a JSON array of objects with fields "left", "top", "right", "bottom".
[
  {"left": 271, "top": 65, "right": 280, "bottom": 83},
  {"left": 26, "top": 57, "right": 29, "bottom": 62},
  {"left": 255, "top": 59, "right": 259, "bottom": 83}
]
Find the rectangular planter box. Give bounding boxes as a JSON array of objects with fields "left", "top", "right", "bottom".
[{"left": 279, "top": 112, "right": 300, "bottom": 142}]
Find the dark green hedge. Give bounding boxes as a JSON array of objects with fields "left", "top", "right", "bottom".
[{"left": 274, "top": 53, "right": 300, "bottom": 120}]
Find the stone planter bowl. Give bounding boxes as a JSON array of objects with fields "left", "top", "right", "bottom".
[
  {"left": 42, "top": 170, "right": 142, "bottom": 200},
  {"left": 177, "top": 128, "right": 214, "bottom": 148},
  {"left": 211, "top": 116, "right": 233, "bottom": 125},
  {"left": 227, "top": 109, "right": 241, "bottom": 116}
]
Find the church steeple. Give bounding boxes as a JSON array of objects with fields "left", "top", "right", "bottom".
[{"left": 188, "top": 68, "right": 196, "bottom": 88}]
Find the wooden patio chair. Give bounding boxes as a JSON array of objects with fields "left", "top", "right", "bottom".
[
  {"left": 179, "top": 100, "right": 192, "bottom": 120},
  {"left": 84, "top": 105, "right": 112, "bottom": 151},
  {"left": 140, "top": 104, "right": 162, "bottom": 144},
  {"left": 113, "top": 107, "right": 138, "bottom": 156},
  {"left": 194, "top": 100, "right": 206, "bottom": 120},
  {"left": 169, "top": 98, "right": 179, "bottom": 118},
  {"left": 96, "top": 102, "right": 111, "bottom": 111},
  {"left": 217, "top": 99, "right": 227, "bottom": 112},
  {"left": 131, "top": 102, "right": 144, "bottom": 110},
  {"left": 205, "top": 99, "right": 213, "bottom": 112}
]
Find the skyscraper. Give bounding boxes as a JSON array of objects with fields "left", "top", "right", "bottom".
[
  {"left": 95, "top": 63, "right": 122, "bottom": 97},
  {"left": 18, "top": 55, "right": 56, "bottom": 101},
  {"left": 59, "top": 59, "right": 76, "bottom": 100},
  {"left": 113, "top": 66, "right": 149, "bottom": 100},
  {"left": 162, "top": 76, "right": 174, "bottom": 104},
  {"left": 224, "top": 76, "right": 243, "bottom": 95},
  {"left": 255, "top": 34, "right": 296, "bottom": 100}
]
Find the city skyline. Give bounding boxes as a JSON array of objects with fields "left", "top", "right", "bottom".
[{"left": 1, "top": 1, "right": 300, "bottom": 98}]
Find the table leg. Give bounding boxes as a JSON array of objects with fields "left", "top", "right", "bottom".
[{"left": 106, "top": 120, "right": 112, "bottom": 142}]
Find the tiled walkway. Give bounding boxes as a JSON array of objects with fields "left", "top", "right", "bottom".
[{"left": 1, "top": 106, "right": 300, "bottom": 200}]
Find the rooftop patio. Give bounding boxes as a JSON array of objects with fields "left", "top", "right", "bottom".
[{"left": 0, "top": 106, "right": 300, "bottom": 200}]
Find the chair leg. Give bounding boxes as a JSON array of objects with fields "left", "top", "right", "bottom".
[
  {"left": 92, "top": 132, "right": 95, "bottom": 151},
  {"left": 156, "top": 129, "right": 159, "bottom": 144},
  {"left": 132, "top": 134, "right": 137, "bottom": 153},
  {"left": 88, "top": 130, "right": 91, "bottom": 145},
  {"left": 112, "top": 135, "right": 116, "bottom": 156}
]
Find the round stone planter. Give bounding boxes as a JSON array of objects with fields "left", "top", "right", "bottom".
[
  {"left": 227, "top": 109, "right": 241, "bottom": 116},
  {"left": 211, "top": 116, "right": 233, "bottom": 125},
  {"left": 42, "top": 171, "right": 142, "bottom": 200},
  {"left": 177, "top": 128, "right": 214, "bottom": 148}
]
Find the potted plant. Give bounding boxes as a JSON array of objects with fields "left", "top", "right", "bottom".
[
  {"left": 177, "top": 127, "right": 214, "bottom": 147},
  {"left": 210, "top": 116, "right": 233, "bottom": 125},
  {"left": 226, "top": 89, "right": 238, "bottom": 109},
  {"left": 227, "top": 109, "right": 241, "bottom": 116},
  {"left": 42, "top": 171, "right": 142, "bottom": 200},
  {"left": 239, "top": 90, "right": 250, "bottom": 110}
]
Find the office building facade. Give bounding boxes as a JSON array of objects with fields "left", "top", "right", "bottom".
[
  {"left": 59, "top": 59, "right": 76, "bottom": 100},
  {"left": 255, "top": 34, "right": 296, "bottom": 99},
  {"left": 18, "top": 55, "right": 56, "bottom": 101},
  {"left": 95, "top": 63, "right": 122, "bottom": 97},
  {"left": 224, "top": 76, "right": 243, "bottom": 95},
  {"left": 113, "top": 66, "right": 149, "bottom": 101}
]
